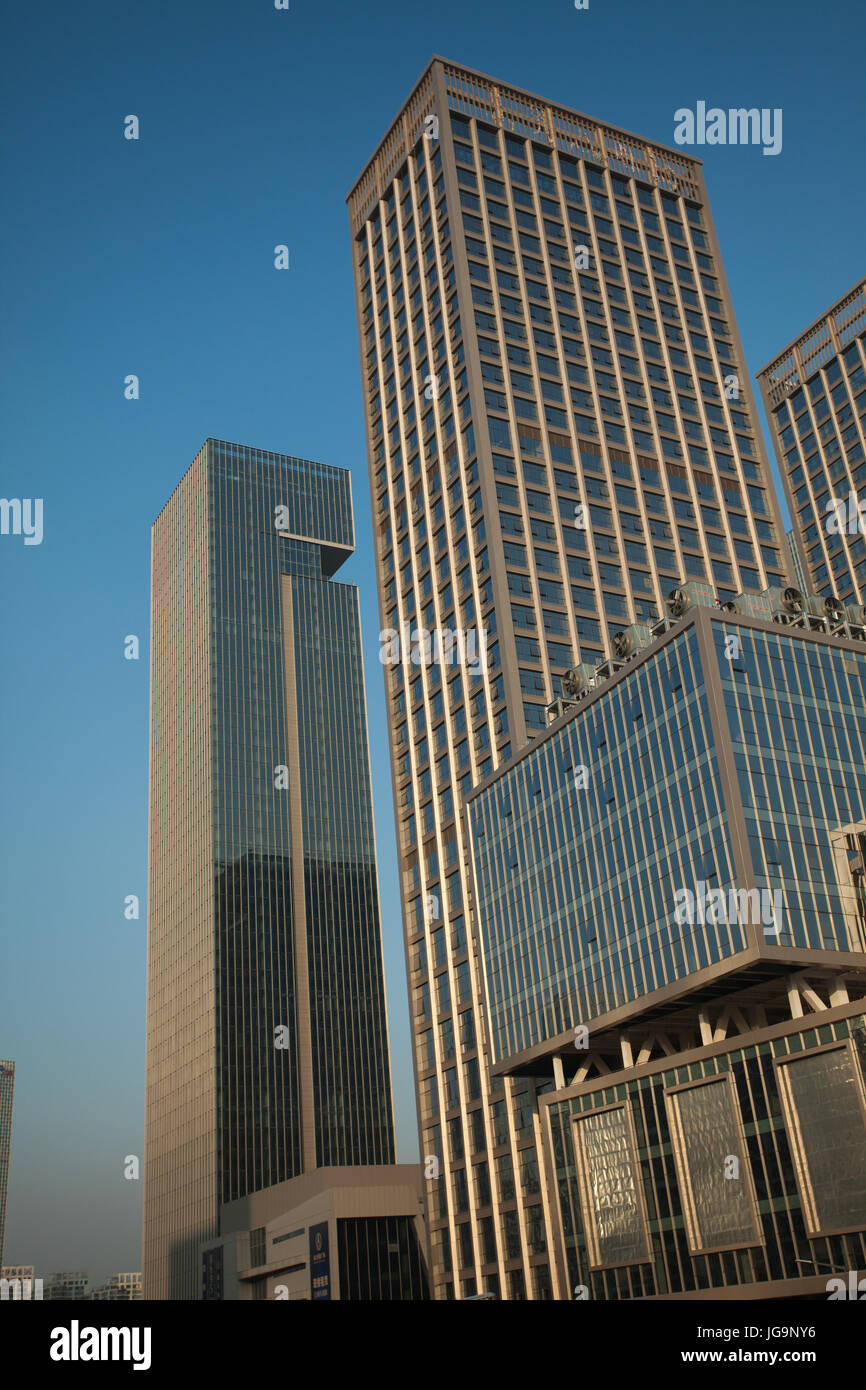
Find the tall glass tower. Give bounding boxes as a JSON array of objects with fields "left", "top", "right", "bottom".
[
  {"left": 143, "top": 440, "right": 397, "bottom": 1299},
  {"left": 347, "top": 57, "right": 790, "bottom": 1299},
  {"left": 0, "top": 1060, "right": 14, "bottom": 1270}
]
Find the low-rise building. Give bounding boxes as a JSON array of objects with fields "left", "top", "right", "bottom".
[
  {"left": 43, "top": 1271, "right": 90, "bottom": 1301},
  {"left": 200, "top": 1166, "right": 428, "bottom": 1300},
  {"left": 90, "top": 1272, "right": 142, "bottom": 1301}
]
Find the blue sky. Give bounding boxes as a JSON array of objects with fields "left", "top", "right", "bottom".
[{"left": 0, "top": 0, "right": 863, "bottom": 1284}]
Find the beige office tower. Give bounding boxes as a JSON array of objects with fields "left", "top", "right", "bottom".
[
  {"left": 757, "top": 277, "right": 866, "bottom": 608},
  {"left": 347, "top": 57, "right": 790, "bottom": 1299}
]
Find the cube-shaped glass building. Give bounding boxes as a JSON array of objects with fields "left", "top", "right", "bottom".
[{"left": 466, "top": 607, "right": 866, "bottom": 1297}]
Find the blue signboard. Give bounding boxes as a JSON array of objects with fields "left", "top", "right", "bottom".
[{"left": 309, "top": 1222, "right": 331, "bottom": 1300}]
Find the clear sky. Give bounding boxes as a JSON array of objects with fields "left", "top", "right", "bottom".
[{"left": 0, "top": 0, "right": 863, "bottom": 1285}]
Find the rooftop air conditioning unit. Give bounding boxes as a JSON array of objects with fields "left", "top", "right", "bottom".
[
  {"left": 611, "top": 624, "right": 653, "bottom": 660},
  {"left": 763, "top": 585, "right": 805, "bottom": 620},
  {"left": 826, "top": 594, "right": 846, "bottom": 624},
  {"left": 562, "top": 663, "right": 597, "bottom": 699},
  {"left": 803, "top": 592, "right": 845, "bottom": 624},
  {"left": 720, "top": 591, "right": 774, "bottom": 621},
  {"left": 845, "top": 601, "right": 866, "bottom": 628},
  {"left": 666, "top": 588, "right": 691, "bottom": 618},
  {"left": 665, "top": 579, "right": 717, "bottom": 618}
]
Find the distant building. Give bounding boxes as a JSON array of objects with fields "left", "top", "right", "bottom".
[
  {"left": 0, "top": 1060, "right": 14, "bottom": 1269},
  {"left": 786, "top": 529, "right": 807, "bottom": 592},
  {"left": 90, "top": 1272, "right": 142, "bottom": 1301},
  {"left": 0, "top": 1265, "right": 41, "bottom": 1300},
  {"left": 43, "top": 1271, "right": 90, "bottom": 1301}
]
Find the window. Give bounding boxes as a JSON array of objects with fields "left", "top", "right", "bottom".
[
  {"left": 491, "top": 1100, "right": 509, "bottom": 1147},
  {"left": 572, "top": 1105, "right": 650, "bottom": 1269},
  {"left": 249, "top": 1228, "right": 266, "bottom": 1268},
  {"left": 664, "top": 1075, "right": 762, "bottom": 1254},
  {"left": 775, "top": 1043, "right": 866, "bottom": 1236}
]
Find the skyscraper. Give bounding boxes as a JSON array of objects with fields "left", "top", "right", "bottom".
[
  {"left": 348, "top": 57, "right": 791, "bottom": 1299},
  {"left": 757, "top": 277, "right": 866, "bottom": 607},
  {"left": 0, "top": 1060, "right": 14, "bottom": 1270},
  {"left": 144, "top": 439, "right": 410, "bottom": 1299}
]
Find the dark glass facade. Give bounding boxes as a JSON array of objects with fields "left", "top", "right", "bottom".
[
  {"left": 336, "top": 1216, "right": 430, "bottom": 1300},
  {"left": 145, "top": 441, "right": 395, "bottom": 1298},
  {"left": 210, "top": 443, "right": 394, "bottom": 1196}
]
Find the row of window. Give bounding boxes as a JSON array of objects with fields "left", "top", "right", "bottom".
[
  {"left": 772, "top": 334, "right": 866, "bottom": 602},
  {"left": 570, "top": 1041, "right": 866, "bottom": 1272}
]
